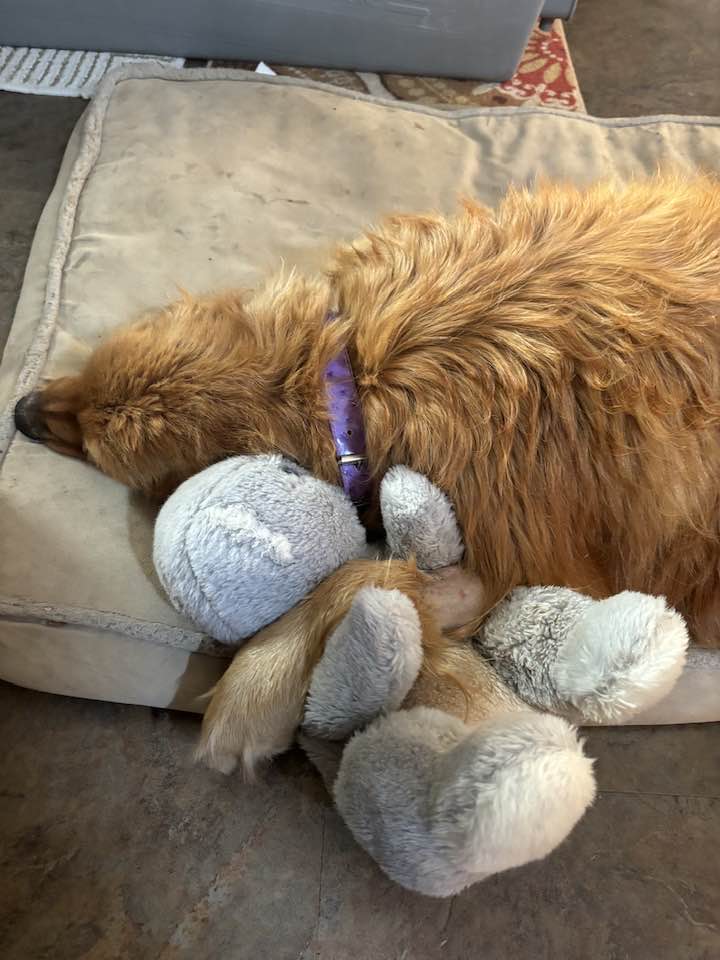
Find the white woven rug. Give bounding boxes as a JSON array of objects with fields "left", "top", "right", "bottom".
[{"left": 0, "top": 47, "right": 184, "bottom": 98}]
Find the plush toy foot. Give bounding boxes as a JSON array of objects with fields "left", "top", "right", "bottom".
[
  {"left": 334, "top": 707, "right": 595, "bottom": 897},
  {"left": 297, "top": 733, "right": 346, "bottom": 789},
  {"left": 303, "top": 586, "right": 423, "bottom": 740},
  {"left": 480, "top": 588, "right": 689, "bottom": 724}
]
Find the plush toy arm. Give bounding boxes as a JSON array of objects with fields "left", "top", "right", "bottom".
[
  {"left": 298, "top": 585, "right": 423, "bottom": 789},
  {"left": 380, "top": 467, "right": 464, "bottom": 569},
  {"left": 303, "top": 586, "right": 423, "bottom": 740},
  {"left": 478, "top": 587, "right": 688, "bottom": 723}
]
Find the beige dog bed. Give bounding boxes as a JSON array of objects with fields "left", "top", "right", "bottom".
[{"left": 1, "top": 66, "right": 719, "bottom": 723}]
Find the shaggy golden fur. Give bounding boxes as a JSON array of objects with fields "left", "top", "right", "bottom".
[{"left": 19, "top": 174, "right": 720, "bottom": 651}]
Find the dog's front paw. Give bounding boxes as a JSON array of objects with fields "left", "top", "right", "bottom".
[
  {"left": 195, "top": 654, "right": 302, "bottom": 779},
  {"left": 552, "top": 592, "right": 689, "bottom": 723},
  {"left": 195, "top": 698, "right": 295, "bottom": 779}
]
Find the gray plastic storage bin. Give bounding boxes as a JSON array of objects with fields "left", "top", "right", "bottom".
[{"left": 0, "top": 0, "right": 577, "bottom": 81}]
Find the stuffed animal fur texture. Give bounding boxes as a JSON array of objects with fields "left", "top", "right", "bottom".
[{"left": 154, "top": 455, "right": 688, "bottom": 896}]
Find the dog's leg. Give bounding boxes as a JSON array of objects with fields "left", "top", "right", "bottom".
[
  {"left": 477, "top": 587, "right": 689, "bottom": 723},
  {"left": 195, "top": 603, "right": 314, "bottom": 777},
  {"left": 196, "top": 558, "right": 429, "bottom": 777}
]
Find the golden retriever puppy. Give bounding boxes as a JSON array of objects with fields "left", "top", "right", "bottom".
[{"left": 15, "top": 174, "right": 720, "bottom": 645}]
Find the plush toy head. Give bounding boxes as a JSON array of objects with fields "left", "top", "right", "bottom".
[
  {"left": 153, "top": 455, "right": 367, "bottom": 642},
  {"left": 154, "top": 455, "right": 465, "bottom": 645}
]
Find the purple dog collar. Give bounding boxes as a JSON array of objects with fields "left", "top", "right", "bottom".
[{"left": 324, "top": 316, "right": 373, "bottom": 506}]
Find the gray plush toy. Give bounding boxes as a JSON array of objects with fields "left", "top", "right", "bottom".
[{"left": 154, "top": 455, "right": 688, "bottom": 897}]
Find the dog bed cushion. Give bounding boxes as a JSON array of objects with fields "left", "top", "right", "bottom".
[{"left": 1, "top": 66, "right": 719, "bottom": 723}]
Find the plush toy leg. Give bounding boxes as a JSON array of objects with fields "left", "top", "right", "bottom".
[
  {"left": 478, "top": 587, "right": 689, "bottom": 723},
  {"left": 334, "top": 706, "right": 595, "bottom": 897},
  {"left": 303, "top": 586, "right": 423, "bottom": 740}
]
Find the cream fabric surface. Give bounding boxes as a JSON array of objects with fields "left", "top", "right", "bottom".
[{"left": 1, "top": 65, "right": 719, "bottom": 720}]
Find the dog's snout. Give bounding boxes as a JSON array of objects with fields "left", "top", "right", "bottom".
[{"left": 14, "top": 393, "right": 48, "bottom": 442}]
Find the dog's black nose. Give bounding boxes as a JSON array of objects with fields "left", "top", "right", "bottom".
[{"left": 14, "top": 393, "right": 45, "bottom": 442}]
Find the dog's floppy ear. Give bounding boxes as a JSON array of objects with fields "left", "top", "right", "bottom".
[
  {"left": 106, "top": 409, "right": 142, "bottom": 455},
  {"left": 82, "top": 402, "right": 182, "bottom": 491},
  {"left": 38, "top": 375, "right": 86, "bottom": 414},
  {"left": 101, "top": 407, "right": 166, "bottom": 456}
]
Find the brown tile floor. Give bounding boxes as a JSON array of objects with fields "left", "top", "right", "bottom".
[
  {"left": 566, "top": 0, "right": 720, "bottom": 117},
  {"left": 1, "top": 683, "right": 718, "bottom": 960},
  {"left": 2, "top": 4, "right": 720, "bottom": 956},
  {"left": 0, "top": 92, "right": 85, "bottom": 359}
]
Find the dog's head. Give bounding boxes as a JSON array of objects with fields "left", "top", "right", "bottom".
[{"left": 14, "top": 293, "right": 256, "bottom": 498}]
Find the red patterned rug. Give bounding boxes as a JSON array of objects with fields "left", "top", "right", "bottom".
[{"left": 200, "top": 20, "right": 584, "bottom": 113}]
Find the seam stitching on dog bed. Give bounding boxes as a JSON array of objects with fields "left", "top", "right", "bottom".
[
  {"left": 100, "top": 64, "right": 720, "bottom": 128},
  {"left": 0, "top": 596, "right": 230, "bottom": 658}
]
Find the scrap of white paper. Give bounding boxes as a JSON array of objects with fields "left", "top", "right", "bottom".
[{"left": 255, "top": 61, "right": 277, "bottom": 76}]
